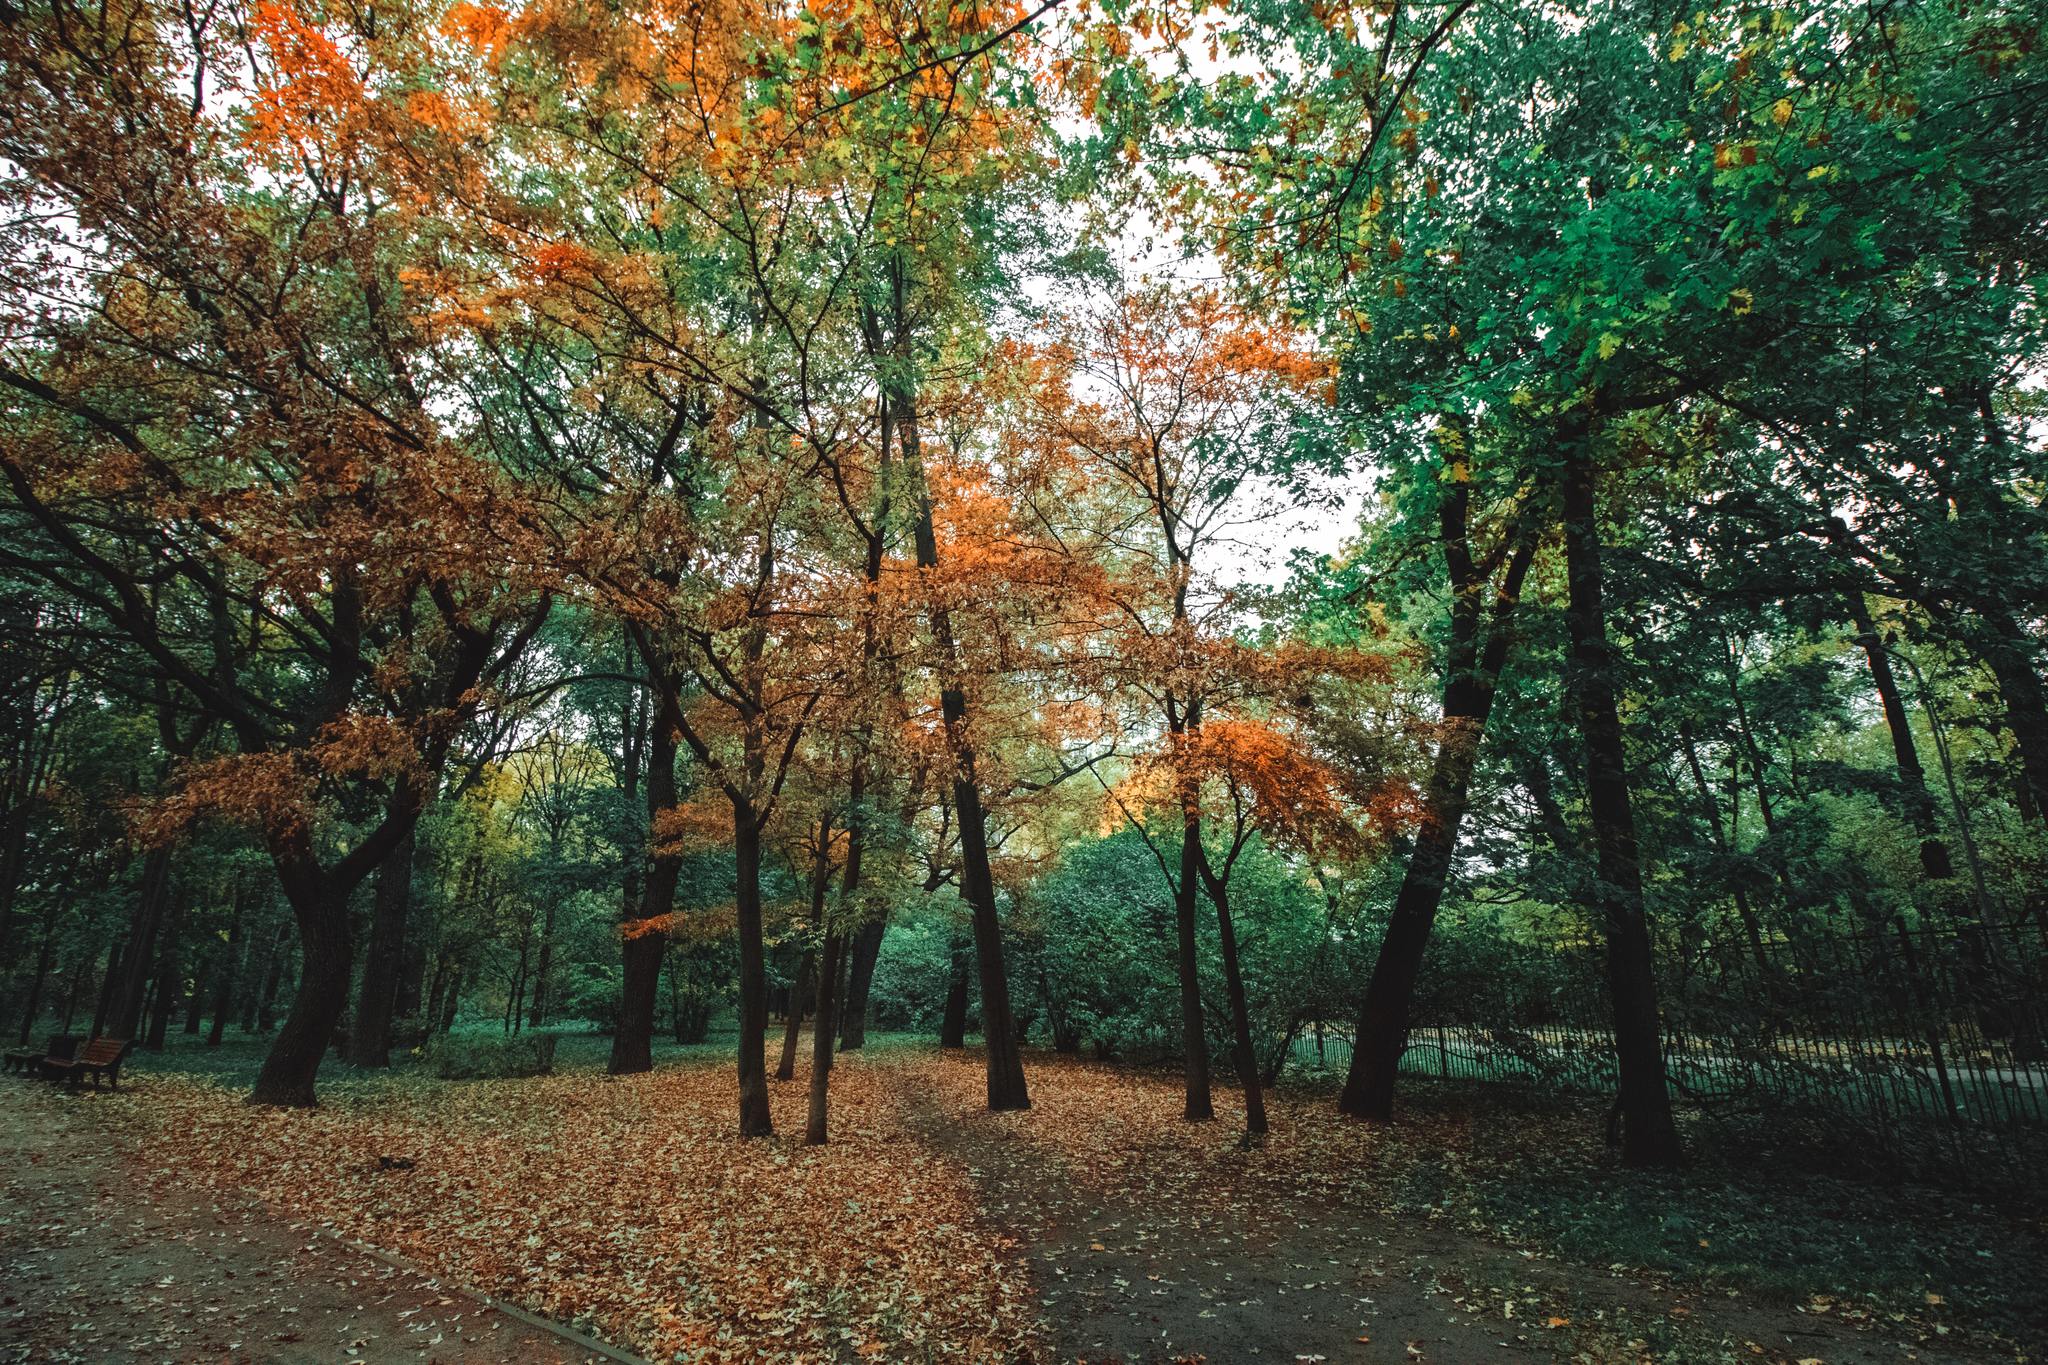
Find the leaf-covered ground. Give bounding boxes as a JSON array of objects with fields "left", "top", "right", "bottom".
[
  {"left": 95, "top": 1052, "right": 1044, "bottom": 1363},
  {"left": 25, "top": 1035, "right": 2044, "bottom": 1364}
]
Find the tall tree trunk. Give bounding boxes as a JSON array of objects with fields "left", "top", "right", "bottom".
[
  {"left": 1199, "top": 863, "right": 1265, "bottom": 1136},
  {"left": 110, "top": 845, "right": 172, "bottom": 1040},
  {"left": 527, "top": 899, "right": 556, "bottom": 1030},
  {"left": 940, "top": 938, "right": 970, "bottom": 1047},
  {"left": 806, "top": 930, "right": 844, "bottom": 1145},
  {"left": 1977, "top": 619, "right": 2048, "bottom": 829},
  {"left": 1560, "top": 417, "right": 1681, "bottom": 1169},
  {"left": 1848, "top": 599, "right": 1954, "bottom": 878},
  {"left": 1678, "top": 723, "right": 1772, "bottom": 972},
  {"left": 395, "top": 940, "right": 427, "bottom": 1021},
  {"left": 422, "top": 951, "right": 450, "bottom": 1037},
  {"left": 249, "top": 856, "right": 351, "bottom": 1108},
  {"left": 145, "top": 893, "right": 183, "bottom": 1050},
  {"left": 733, "top": 810, "right": 774, "bottom": 1136},
  {"left": 254, "top": 920, "right": 291, "bottom": 1032},
  {"left": 59, "top": 950, "right": 87, "bottom": 1034},
  {"left": 901, "top": 382, "right": 1028, "bottom": 1112},
  {"left": 349, "top": 824, "right": 416, "bottom": 1067},
  {"left": 438, "top": 965, "right": 462, "bottom": 1031},
  {"left": 1173, "top": 818, "right": 1214, "bottom": 1121},
  {"left": 837, "top": 919, "right": 887, "bottom": 1051},
  {"left": 91, "top": 937, "right": 122, "bottom": 1039},
  {"left": 1340, "top": 486, "right": 1538, "bottom": 1122},
  {"left": 777, "top": 950, "right": 814, "bottom": 1081},
  {"left": 504, "top": 923, "right": 529, "bottom": 1035},
  {"left": 17, "top": 907, "right": 57, "bottom": 1045},
  {"left": 611, "top": 692, "right": 671, "bottom": 1076},
  {"left": 206, "top": 892, "right": 243, "bottom": 1047}
]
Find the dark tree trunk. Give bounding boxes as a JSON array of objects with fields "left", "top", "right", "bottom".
[
  {"left": 1848, "top": 599, "right": 1954, "bottom": 878},
  {"left": 1560, "top": 419, "right": 1681, "bottom": 1169},
  {"left": 611, "top": 698, "right": 672, "bottom": 1076},
  {"left": 733, "top": 812, "right": 774, "bottom": 1136},
  {"left": 396, "top": 940, "right": 428, "bottom": 1021},
  {"left": 836, "top": 918, "right": 887, "bottom": 1051},
  {"left": 91, "top": 937, "right": 123, "bottom": 1039},
  {"left": 902, "top": 380, "right": 1028, "bottom": 1112},
  {"left": 777, "top": 950, "right": 814, "bottom": 1082},
  {"left": 1678, "top": 724, "right": 1773, "bottom": 972},
  {"left": 806, "top": 930, "right": 844, "bottom": 1145},
  {"left": 17, "top": 906, "right": 58, "bottom": 1044},
  {"left": 1201, "top": 866, "right": 1266, "bottom": 1136},
  {"left": 1340, "top": 490, "right": 1537, "bottom": 1122},
  {"left": 437, "top": 966, "right": 462, "bottom": 1031},
  {"left": 145, "top": 895, "right": 183, "bottom": 1050},
  {"left": 249, "top": 858, "right": 351, "bottom": 1108},
  {"left": 1173, "top": 818, "right": 1214, "bottom": 1121},
  {"left": 255, "top": 928, "right": 291, "bottom": 1034},
  {"left": 60, "top": 951, "right": 88, "bottom": 1034},
  {"left": 504, "top": 925, "right": 529, "bottom": 1035},
  {"left": 349, "top": 824, "right": 416, "bottom": 1068},
  {"left": 939, "top": 938, "right": 970, "bottom": 1047},
  {"left": 422, "top": 951, "right": 450, "bottom": 1036},
  {"left": 527, "top": 897, "right": 557, "bottom": 1030},
  {"left": 206, "top": 893, "right": 243, "bottom": 1047},
  {"left": 1978, "top": 620, "right": 2048, "bottom": 829},
  {"left": 248, "top": 919, "right": 288, "bottom": 1032},
  {"left": 110, "top": 846, "right": 172, "bottom": 1040}
]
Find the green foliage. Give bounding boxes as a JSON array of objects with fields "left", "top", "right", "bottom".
[{"left": 426, "top": 1030, "right": 560, "bottom": 1080}]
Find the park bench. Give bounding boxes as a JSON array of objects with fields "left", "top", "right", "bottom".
[
  {"left": 40, "top": 1037, "right": 132, "bottom": 1091},
  {"left": 5, "top": 1034, "right": 78, "bottom": 1075}
]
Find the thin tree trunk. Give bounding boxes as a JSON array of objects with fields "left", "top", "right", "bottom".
[
  {"left": 837, "top": 919, "right": 887, "bottom": 1051},
  {"left": 1200, "top": 864, "right": 1266, "bottom": 1136},
  {"left": 145, "top": 894, "right": 183, "bottom": 1050},
  {"left": 17, "top": 909, "right": 57, "bottom": 1045},
  {"left": 777, "top": 950, "right": 814, "bottom": 1081},
  {"left": 1678, "top": 723, "right": 1772, "bottom": 972},
  {"left": 806, "top": 930, "right": 844, "bottom": 1145},
  {"left": 110, "top": 846, "right": 172, "bottom": 1040},
  {"left": 349, "top": 824, "right": 416, "bottom": 1067},
  {"left": 60, "top": 951, "right": 88, "bottom": 1034},
  {"left": 611, "top": 691, "right": 670, "bottom": 1076},
  {"left": 1978, "top": 620, "right": 2048, "bottom": 829},
  {"left": 940, "top": 937, "right": 970, "bottom": 1047},
  {"left": 899, "top": 370, "right": 1028, "bottom": 1112},
  {"left": 1560, "top": 416, "right": 1681, "bottom": 1168},
  {"left": 733, "top": 811, "right": 774, "bottom": 1136},
  {"left": 248, "top": 919, "right": 288, "bottom": 1032},
  {"left": 206, "top": 892, "right": 243, "bottom": 1047},
  {"left": 528, "top": 899, "right": 556, "bottom": 1030},
  {"left": 1340, "top": 488, "right": 1538, "bottom": 1122},
  {"left": 438, "top": 965, "right": 462, "bottom": 1031},
  {"left": 1173, "top": 818, "right": 1214, "bottom": 1121},
  {"left": 1848, "top": 598, "right": 1954, "bottom": 879},
  {"left": 91, "top": 937, "right": 122, "bottom": 1039}
]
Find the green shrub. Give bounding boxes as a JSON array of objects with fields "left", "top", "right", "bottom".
[{"left": 426, "top": 1032, "right": 557, "bottom": 1080}]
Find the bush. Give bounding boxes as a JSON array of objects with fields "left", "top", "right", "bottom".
[{"left": 426, "top": 1032, "right": 558, "bottom": 1079}]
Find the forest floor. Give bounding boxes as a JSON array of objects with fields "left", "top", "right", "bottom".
[
  {"left": 0, "top": 1082, "right": 613, "bottom": 1363},
  {"left": 1, "top": 1032, "right": 2039, "bottom": 1364}
]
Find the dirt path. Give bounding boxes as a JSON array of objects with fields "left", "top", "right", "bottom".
[
  {"left": 0, "top": 1082, "right": 629, "bottom": 1365},
  {"left": 877, "top": 1064, "right": 1993, "bottom": 1364}
]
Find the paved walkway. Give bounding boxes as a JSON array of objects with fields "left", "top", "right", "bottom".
[{"left": 0, "top": 1082, "right": 626, "bottom": 1364}]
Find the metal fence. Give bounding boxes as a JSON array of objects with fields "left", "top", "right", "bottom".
[{"left": 1289, "top": 919, "right": 2048, "bottom": 1179}]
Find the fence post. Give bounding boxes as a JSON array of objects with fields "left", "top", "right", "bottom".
[{"left": 1896, "top": 918, "right": 1962, "bottom": 1127}]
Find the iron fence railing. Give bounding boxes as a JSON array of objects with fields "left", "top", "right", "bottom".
[{"left": 1286, "top": 919, "right": 2048, "bottom": 1180}]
